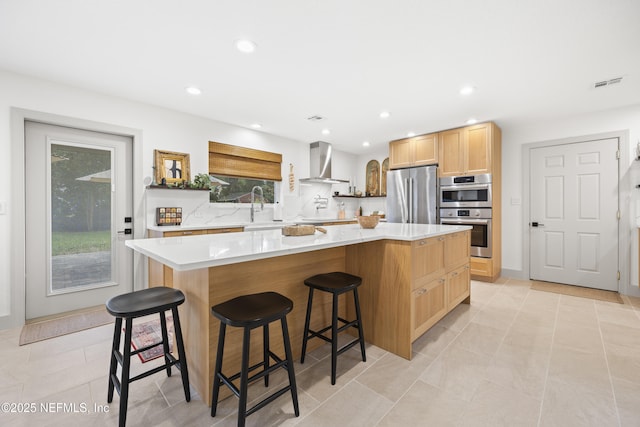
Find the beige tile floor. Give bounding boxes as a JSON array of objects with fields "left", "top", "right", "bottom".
[{"left": 2, "top": 278, "right": 640, "bottom": 426}]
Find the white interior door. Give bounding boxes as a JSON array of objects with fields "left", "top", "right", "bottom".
[
  {"left": 25, "top": 121, "right": 133, "bottom": 319},
  {"left": 529, "top": 138, "right": 619, "bottom": 291}
]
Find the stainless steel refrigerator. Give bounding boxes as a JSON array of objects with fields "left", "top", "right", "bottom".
[{"left": 386, "top": 165, "right": 437, "bottom": 224}]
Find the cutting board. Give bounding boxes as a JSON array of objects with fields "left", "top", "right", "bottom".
[{"left": 282, "top": 225, "right": 327, "bottom": 236}]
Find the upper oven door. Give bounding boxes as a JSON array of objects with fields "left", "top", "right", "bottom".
[{"left": 440, "top": 183, "right": 492, "bottom": 208}]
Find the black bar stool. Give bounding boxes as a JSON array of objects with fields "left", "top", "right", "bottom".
[
  {"left": 300, "top": 271, "right": 366, "bottom": 385},
  {"left": 210, "top": 291, "right": 299, "bottom": 427},
  {"left": 106, "top": 287, "right": 190, "bottom": 427}
]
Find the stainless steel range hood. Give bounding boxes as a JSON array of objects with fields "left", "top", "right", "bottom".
[{"left": 299, "top": 141, "right": 348, "bottom": 184}]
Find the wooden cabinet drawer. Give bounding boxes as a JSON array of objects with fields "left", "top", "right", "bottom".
[
  {"left": 444, "top": 230, "right": 470, "bottom": 271},
  {"left": 447, "top": 264, "right": 470, "bottom": 310},
  {"left": 412, "top": 278, "right": 447, "bottom": 340},
  {"left": 163, "top": 229, "right": 207, "bottom": 237},
  {"left": 208, "top": 227, "right": 244, "bottom": 234},
  {"left": 470, "top": 256, "right": 492, "bottom": 277},
  {"left": 411, "top": 237, "right": 444, "bottom": 289}
]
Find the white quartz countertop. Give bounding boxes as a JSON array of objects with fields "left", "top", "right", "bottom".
[
  {"left": 146, "top": 218, "right": 358, "bottom": 232},
  {"left": 127, "top": 223, "right": 471, "bottom": 271}
]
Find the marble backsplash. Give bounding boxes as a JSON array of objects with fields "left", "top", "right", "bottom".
[{"left": 145, "top": 182, "right": 386, "bottom": 228}]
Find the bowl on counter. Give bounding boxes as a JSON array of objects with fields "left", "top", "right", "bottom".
[{"left": 357, "top": 215, "right": 380, "bottom": 229}]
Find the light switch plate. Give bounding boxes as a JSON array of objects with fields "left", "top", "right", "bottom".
[{"left": 0, "top": 200, "right": 6, "bottom": 215}]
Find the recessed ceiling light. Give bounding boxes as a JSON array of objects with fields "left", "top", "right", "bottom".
[
  {"left": 185, "top": 86, "right": 201, "bottom": 95},
  {"left": 250, "top": 123, "right": 262, "bottom": 129},
  {"left": 379, "top": 111, "right": 391, "bottom": 119},
  {"left": 460, "top": 86, "right": 475, "bottom": 95},
  {"left": 321, "top": 129, "right": 331, "bottom": 135},
  {"left": 466, "top": 118, "right": 478, "bottom": 125},
  {"left": 407, "top": 132, "right": 415, "bottom": 137},
  {"left": 362, "top": 141, "right": 370, "bottom": 147},
  {"left": 235, "top": 39, "right": 256, "bottom": 53}
]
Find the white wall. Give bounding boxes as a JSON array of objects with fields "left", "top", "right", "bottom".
[
  {"left": 500, "top": 104, "right": 640, "bottom": 295},
  {"left": 0, "top": 69, "right": 361, "bottom": 327}
]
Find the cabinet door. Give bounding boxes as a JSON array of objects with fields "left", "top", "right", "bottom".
[
  {"left": 389, "top": 138, "right": 413, "bottom": 169},
  {"left": 413, "top": 133, "right": 438, "bottom": 166},
  {"left": 412, "top": 237, "right": 445, "bottom": 289},
  {"left": 412, "top": 278, "right": 447, "bottom": 340},
  {"left": 444, "top": 231, "right": 470, "bottom": 271},
  {"left": 465, "top": 123, "right": 491, "bottom": 174},
  {"left": 447, "top": 265, "right": 470, "bottom": 310},
  {"left": 438, "top": 129, "right": 465, "bottom": 176}
]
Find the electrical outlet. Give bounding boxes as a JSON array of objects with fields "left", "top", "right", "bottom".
[{"left": 0, "top": 200, "right": 6, "bottom": 215}]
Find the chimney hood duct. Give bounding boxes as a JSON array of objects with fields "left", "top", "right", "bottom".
[{"left": 299, "top": 141, "right": 348, "bottom": 184}]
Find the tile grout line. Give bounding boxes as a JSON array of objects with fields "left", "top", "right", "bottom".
[
  {"left": 594, "top": 299, "right": 623, "bottom": 427},
  {"left": 535, "top": 294, "right": 562, "bottom": 427}
]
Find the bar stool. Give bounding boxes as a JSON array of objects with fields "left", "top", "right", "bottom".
[
  {"left": 300, "top": 271, "right": 366, "bottom": 385},
  {"left": 106, "top": 287, "right": 190, "bottom": 427},
  {"left": 210, "top": 291, "right": 299, "bottom": 427}
]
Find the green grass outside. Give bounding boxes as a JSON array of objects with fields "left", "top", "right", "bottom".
[{"left": 52, "top": 231, "right": 111, "bottom": 256}]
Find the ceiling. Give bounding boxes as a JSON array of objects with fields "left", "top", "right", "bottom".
[{"left": 1, "top": 0, "right": 639, "bottom": 154}]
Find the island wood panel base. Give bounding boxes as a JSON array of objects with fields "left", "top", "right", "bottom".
[
  {"left": 345, "top": 231, "right": 471, "bottom": 361},
  {"left": 171, "top": 247, "right": 347, "bottom": 404},
  {"left": 345, "top": 240, "right": 413, "bottom": 359}
]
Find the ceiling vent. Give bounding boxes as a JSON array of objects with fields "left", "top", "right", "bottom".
[
  {"left": 307, "top": 115, "right": 325, "bottom": 121},
  {"left": 594, "top": 77, "right": 623, "bottom": 88}
]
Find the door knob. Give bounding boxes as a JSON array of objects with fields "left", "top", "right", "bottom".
[{"left": 531, "top": 222, "right": 544, "bottom": 227}]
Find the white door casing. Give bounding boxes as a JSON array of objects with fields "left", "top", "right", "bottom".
[
  {"left": 25, "top": 121, "right": 133, "bottom": 319},
  {"left": 530, "top": 138, "right": 619, "bottom": 291}
]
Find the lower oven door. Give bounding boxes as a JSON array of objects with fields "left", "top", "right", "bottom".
[{"left": 440, "top": 218, "right": 492, "bottom": 258}]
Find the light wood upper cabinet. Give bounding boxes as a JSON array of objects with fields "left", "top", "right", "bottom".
[
  {"left": 438, "top": 122, "right": 499, "bottom": 177},
  {"left": 438, "top": 128, "right": 464, "bottom": 176},
  {"left": 389, "top": 133, "right": 438, "bottom": 169}
]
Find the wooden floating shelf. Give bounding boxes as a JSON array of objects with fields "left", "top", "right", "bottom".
[
  {"left": 146, "top": 185, "right": 210, "bottom": 191},
  {"left": 332, "top": 195, "right": 386, "bottom": 198}
]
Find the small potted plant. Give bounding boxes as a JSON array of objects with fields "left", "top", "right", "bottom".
[{"left": 192, "top": 173, "right": 214, "bottom": 190}]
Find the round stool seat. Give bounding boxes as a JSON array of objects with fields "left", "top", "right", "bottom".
[
  {"left": 212, "top": 292, "right": 293, "bottom": 328},
  {"left": 106, "top": 287, "right": 185, "bottom": 318},
  {"left": 303, "top": 272, "right": 362, "bottom": 294}
]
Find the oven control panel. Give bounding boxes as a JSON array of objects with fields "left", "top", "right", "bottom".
[{"left": 440, "top": 208, "right": 492, "bottom": 219}]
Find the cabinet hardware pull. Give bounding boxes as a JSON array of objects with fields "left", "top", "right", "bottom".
[
  {"left": 183, "top": 231, "right": 193, "bottom": 235},
  {"left": 452, "top": 272, "right": 458, "bottom": 277},
  {"left": 419, "top": 240, "right": 426, "bottom": 245},
  {"left": 438, "top": 237, "right": 445, "bottom": 241},
  {"left": 417, "top": 288, "right": 427, "bottom": 295}
]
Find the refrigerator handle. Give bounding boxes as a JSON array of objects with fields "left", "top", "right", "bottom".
[
  {"left": 409, "top": 178, "right": 414, "bottom": 223},
  {"left": 404, "top": 178, "right": 410, "bottom": 223}
]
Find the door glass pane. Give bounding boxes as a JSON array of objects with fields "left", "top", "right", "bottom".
[{"left": 50, "top": 143, "right": 113, "bottom": 292}]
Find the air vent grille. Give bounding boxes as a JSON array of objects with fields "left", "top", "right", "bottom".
[{"left": 594, "top": 77, "right": 623, "bottom": 88}]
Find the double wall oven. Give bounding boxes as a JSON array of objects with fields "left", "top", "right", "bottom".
[{"left": 439, "top": 174, "right": 492, "bottom": 258}]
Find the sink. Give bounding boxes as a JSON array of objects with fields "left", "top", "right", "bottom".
[
  {"left": 244, "top": 222, "right": 288, "bottom": 231},
  {"left": 299, "top": 217, "right": 337, "bottom": 222}
]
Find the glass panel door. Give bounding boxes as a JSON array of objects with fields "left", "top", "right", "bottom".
[
  {"left": 50, "top": 142, "right": 114, "bottom": 293},
  {"left": 25, "top": 121, "right": 132, "bottom": 320}
]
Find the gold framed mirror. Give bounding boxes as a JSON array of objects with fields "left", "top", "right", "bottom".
[{"left": 154, "top": 149, "right": 190, "bottom": 185}]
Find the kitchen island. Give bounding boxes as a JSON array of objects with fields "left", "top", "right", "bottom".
[{"left": 126, "top": 222, "right": 471, "bottom": 402}]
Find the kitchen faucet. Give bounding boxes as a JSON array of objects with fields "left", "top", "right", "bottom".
[{"left": 250, "top": 186, "right": 264, "bottom": 222}]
